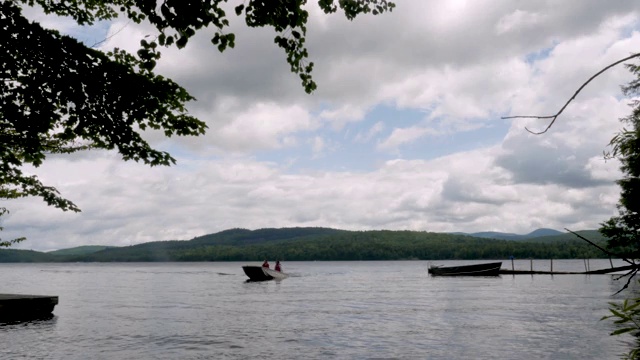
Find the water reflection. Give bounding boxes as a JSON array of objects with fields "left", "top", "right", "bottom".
[{"left": 0, "top": 314, "right": 57, "bottom": 327}]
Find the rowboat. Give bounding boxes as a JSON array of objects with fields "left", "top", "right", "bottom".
[
  {"left": 428, "top": 262, "right": 502, "bottom": 276},
  {"left": 242, "top": 265, "right": 288, "bottom": 281},
  {"left": 0, "top": 294, "right": 58, "bottom": 321}
]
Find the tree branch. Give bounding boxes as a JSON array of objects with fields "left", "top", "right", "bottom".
[
  {"left": 613, "top": 267, "right": 639, "bottom": 296},
  {"left": 566, "top": 228, "right": 640, "bottom": 295},
  {"left": 502, "top": 52, "right": 640, "bottom": 134},
  {"left": 90, "top": 21, "right": 130, "bottom": 48},
  {"left": 565, "top": 228, "right": 635, "bottom": 265}
]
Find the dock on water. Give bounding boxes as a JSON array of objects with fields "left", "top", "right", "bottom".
[
  {"left": 0, "top": 294, "right": 58, "bottom": 321},
  {"left": 499, "top": 263, "right": 637, "bottom": 275}
]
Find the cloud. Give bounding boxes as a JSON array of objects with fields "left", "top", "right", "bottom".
[
  {"left": 496, "top": 10, "right": 544, "bottom": 35},
  {"left": 377, "top": 126, "right": 440, "bottom": 151},
  {"left": 354, "top": 122, "right": 385, "bottom": 143},
  {"left": 5, "top": 1, "right": 640, "bottom": 251},
  {"left": 319, "top": 104, "right": 368, "bottom": 129},
  {"left": 213, "top": 102, "right": 316, "bottom": 152}
]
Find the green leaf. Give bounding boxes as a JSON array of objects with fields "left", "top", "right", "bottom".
[
  {"left": 176, "top": 36, "right": 188, "bottom": 48},
  {"left": 611, "top": 327, "right": 638, "bottom": 336}
]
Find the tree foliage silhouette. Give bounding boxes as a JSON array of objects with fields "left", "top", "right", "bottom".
[{"left": 0, "top": 0, "right": 395, "bottom": 245}]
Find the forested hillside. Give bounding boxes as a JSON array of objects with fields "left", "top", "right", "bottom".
[
  {"left": 465, "top": 228, "right": 565, "bottom": 240},
  {"left": 0, "top": 249, "right": 58, "bottom": 262},
  {"left": 0, "top": 228, "right": 609, "bottom": 263},
  {"left": 48, "top": 246, "right": 115, "bottom": 256}
]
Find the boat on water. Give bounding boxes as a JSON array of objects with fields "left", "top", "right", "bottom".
[
  {"left": 0, "top": 294, "right": 58, "bottom": 321},
  {"left": 242, "top": 265, "right": 289, "bottom": 281},
  {"left": 428, "top": 262, "right": 502, "bottom": 276}
]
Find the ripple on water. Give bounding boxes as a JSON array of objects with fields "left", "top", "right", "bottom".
[{"left": 0, "top": 260, "right": 635, "bottom": 359}]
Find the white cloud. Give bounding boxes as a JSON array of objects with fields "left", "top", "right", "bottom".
[
  {"left": 310, "top": 136, "right": 328, "bottom": 158},
  {"left": 377, "top": 126, "right": 440, "bottom": 151},
  {"left": 354, "top": 122, "right": 385, "bottom": 143},
  {"left": 496, "top": 10, "right": 544, "bottom": 35},
  {"left": 319, "top": 104, "right": 368, "bottom": 129},
  {"left": 213, "top": 103, "right": 316, "bottom": 152},
  {"left": 5, "top": 1, "right": 640, "bottom": 251},
  {"left": 586, "top": 156, "right": 621, "bottom": 182}
]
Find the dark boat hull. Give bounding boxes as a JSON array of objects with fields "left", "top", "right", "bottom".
[
  {"left": 428, "top": 262, "right": 502, "bottom": 276},
  {"left": 0, "top": 294, "right": 58, "bottom": 321},
  {"left": 242, "top": 266, "right": 288, "bottom": 281}
]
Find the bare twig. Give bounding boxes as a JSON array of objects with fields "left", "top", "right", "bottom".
[
  {"left": 91, "top": 21, "right": 131, "bottom": 48},
  {"left": 502, "top": 52, "right": 640, "bottom": 134},
  {"left": 613, "top": 268, "right": 639, "bottom": 296},
  {"left": 614, "top": 271, "right": 633, "bottom": 281}
]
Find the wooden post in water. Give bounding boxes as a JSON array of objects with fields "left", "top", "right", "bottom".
[
  {"left": 530, "top": 258, "right": 533, "bottom": 272},
  {"left": 511, "top": 257, "right": 514, "bottom": 271},
  {"left": 610, "top": 256, "right": 614, "bottom": 268},
  {"left": 583, "top": 259, "right": 588, "bottom": 272},
  {"left": 550, "top": 258, "right": 553, "bottom": 273},
  {"left": 588, "top": 259, "right": 590, "bottom": 272}
]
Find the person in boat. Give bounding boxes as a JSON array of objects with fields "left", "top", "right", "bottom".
[
  {"left": 262, "top": 260, "right": 270, "bottom": 269},
  {"left": 274, "top": 260, "right": 282, "bottom": 272}
]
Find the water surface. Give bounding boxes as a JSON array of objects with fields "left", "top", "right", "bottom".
[{"left": 0, "top": 260, "right": 635, "bottom": 359}]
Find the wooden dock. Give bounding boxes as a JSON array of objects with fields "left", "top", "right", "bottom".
[
  {"left": 499, "top": 264, "right": 637, "bottom": 275},
  {"left": 0, "top": 294, "right": 58, "bottom": 321}
]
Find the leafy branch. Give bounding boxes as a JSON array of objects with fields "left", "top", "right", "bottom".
[
  {"left": 0, "top": 207, "right": 26, "bottom": 247},
  {"left": 1, "top": 0, "right": 397, "bottom": 246}
]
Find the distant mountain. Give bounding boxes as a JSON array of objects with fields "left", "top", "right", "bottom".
[
  {"left": 524, "top": 230, "right": 606, "bottom": 244},
  {"left": 525, "top": 228, "right": 565, "bottom": 238},
  {"left": 461, "top": 228, "right": 565, "bottom": 241},
  {"left": 0, "top": 227, "right": 608, "bottom": 263},
  {"left": 464, "top": 231, "right": 521, "bottom": 240},
  {"left": 188, "top": 227, "right": 344, "bottom": 246},
  {"left": 47, "top": 245, "right": 116, "bottom": 256}
]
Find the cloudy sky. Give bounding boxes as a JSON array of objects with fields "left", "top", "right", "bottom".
[{"left": 5, "top": 1, "right": 640, "bottom": 251}]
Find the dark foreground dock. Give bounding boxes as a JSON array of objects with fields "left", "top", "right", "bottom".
[{"left": 0, "top": 294, "right": 58, "bottom": 321}]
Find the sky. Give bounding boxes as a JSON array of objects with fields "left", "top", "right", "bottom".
[{"left": 4, "top": 1, "right": 640, "bottom": 251}]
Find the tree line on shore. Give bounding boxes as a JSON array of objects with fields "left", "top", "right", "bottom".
[{"left": 0, "top": 227, "right": 609, "bottom": 263}]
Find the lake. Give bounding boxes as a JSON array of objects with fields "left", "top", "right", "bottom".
[{"left": 0, "top": 260, "right": 637, "bottom": 359}]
